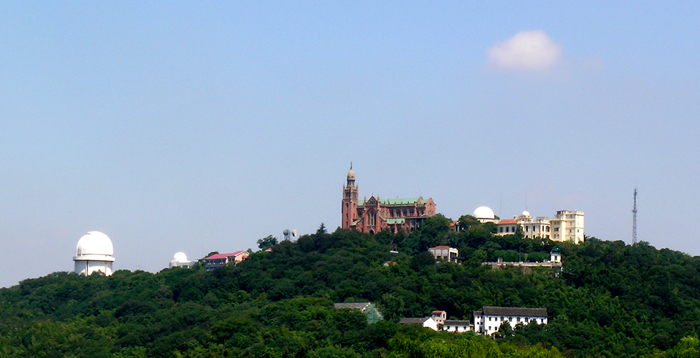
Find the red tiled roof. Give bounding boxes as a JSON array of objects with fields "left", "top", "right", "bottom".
[
  {"left": 497, "top": 219, "right": 518, "bottom": 225},
  {"left": 432, "top": 310, "right": 446, "bottom": 314},
  {"left": 206, "top": 251, "right": 247, "bottom": 260}
]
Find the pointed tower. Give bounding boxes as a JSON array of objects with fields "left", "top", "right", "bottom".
[{"left": 342, "top": 164, "right": 359, "bottom": 229}]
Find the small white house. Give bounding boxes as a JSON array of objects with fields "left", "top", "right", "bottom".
[
  {"left": 550, "top": 248, "right": 562, "bottom": 263},
  {"left": 428, "top": 246, "right": 459, "bottom": 262}
]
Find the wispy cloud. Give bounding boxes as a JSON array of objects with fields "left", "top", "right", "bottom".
[{"left": 486, "top": 30, "right": 562, "bottom": 71}]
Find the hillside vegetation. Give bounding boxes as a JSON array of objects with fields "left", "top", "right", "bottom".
[{"left": 2, "top": 216, "right": 700, "bottom": 357}]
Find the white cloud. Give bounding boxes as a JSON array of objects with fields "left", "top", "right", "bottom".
[{"left": 486, "top": 30, "right": 562, "bottom": 71}]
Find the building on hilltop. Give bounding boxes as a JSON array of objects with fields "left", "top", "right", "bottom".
[
  {"left": 473, "top": 206, "right": 497, "bottom": 223},
  {"left": 496, "top": 211, "right": 552, "bottom": 239},
  {"left": 205, "top": 251, "right": 249, "bottom": 271},
  {"left": 551, "top": 210, "right": 584, "bottom": 244},
  {"left": 473, "top": 306, "right": 548, "bottom": 336},
  {"left": 169, "top": 252, "right": 193, "bottom": 268},
  {"left": 73, "top": 231, "right": 115, "bottom": 276},
  {"left": 495, "top": 210, "right": 584, "bottom": 243},
  {"left": 341, "top": 166, "right": 436, "bottom": 234}
]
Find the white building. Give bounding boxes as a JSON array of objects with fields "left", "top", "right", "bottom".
[
  {"left": 429, "top": 246, "right": 459, "bottom": 262},
  {"left": 495, "top": 210, "right": 584, "bottom": 243},
  {"left": 73, "top": 231, "right": 115, "bottom": 276},
  {"left": 550, "top": 248, "right": 562, "bottom": 263},
  {"left": 443, "top": 320, "right": 471, "bottom": 333},
  {"left": 473, "top": 306, "right": 548, "bottom": 336},
  {"left": 496, "top": 211, "right": 551, "bottom": 239},
  {"left": 169, "top": 252, "right": 193, "bottom": 268},
  {"left": 551, "top": 210, "right": 585, "bottom": 244},
  {"left": 473, "top": 206, "right": 497, "bottom": 223}
]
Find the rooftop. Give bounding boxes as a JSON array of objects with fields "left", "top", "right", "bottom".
[
  {"left": 481, "top": 306, "right": 547, "bottom": 317},
  {"left": 206, "top": 251, "right": 247, "bottom": 260}
]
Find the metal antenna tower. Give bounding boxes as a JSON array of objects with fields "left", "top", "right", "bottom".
[{"left": 632, "top": 188, "right": 638, "bottom": 245}]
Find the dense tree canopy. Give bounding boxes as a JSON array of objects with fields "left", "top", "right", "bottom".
[{"left": 1, "top": 216, "right": 700, "bottom": 357}]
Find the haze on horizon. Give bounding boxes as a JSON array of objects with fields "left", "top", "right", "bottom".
[{"left": 1, "top": 2, "right": 698, "bottom": 288}]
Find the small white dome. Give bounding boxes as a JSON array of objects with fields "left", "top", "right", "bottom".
[
  {"left": 347, "top": 168, "right": 355, "bottom": 181},
  {"left": 173, "top": 252, "right": 188, "bottom": 262},
  {"left": 522, "top": 210, "right": 531, "bottom": 217},
  {"left": 473, "top": 206, "right": 495, "bottom": 219},
  {"left": 76, "top": 231, "right": 114, "bottom": 257}
]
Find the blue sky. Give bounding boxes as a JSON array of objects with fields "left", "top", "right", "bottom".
[{"left": 1, "top": 1, "right": 699, "bottom": 287}]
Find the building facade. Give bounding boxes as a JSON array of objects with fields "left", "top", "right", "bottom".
[
  {"left": 341, "top": 167, "right": 436, "bottom": 234},
  {"left": 496, "top": 210, "right": 584, "bottom": 243},
  {"left": 473, "top": 306, "right": 548, "bottom": 336},
  {"left": 205, "top": 251, "right": 249, "bottom": 270},
  {"left": 443, "top": 320, "right": 471, "bottom": 333},
  {"left": 550, "top": 210, "right": 585, "bottom": 244},
  {"left": 429, "top": 246, "right": 459, "bottom": 262},
  {"left": 496, "top": 211, "right": 552, "bottom": 239}
]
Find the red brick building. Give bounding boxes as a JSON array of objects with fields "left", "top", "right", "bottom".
[{"left": 341, "top": 166, "right": 436, "bottom": 234}]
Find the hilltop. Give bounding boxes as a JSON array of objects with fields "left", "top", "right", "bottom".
[{"left": 1, "top": 216, "right": 700, "bottom": 357}]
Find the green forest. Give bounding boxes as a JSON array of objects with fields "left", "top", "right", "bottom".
[{"left": 2, "top": 215, "right": 700, "bottom": 357}]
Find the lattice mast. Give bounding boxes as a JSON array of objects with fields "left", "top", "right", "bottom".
[{"left": 632, "top": 189, "right": 638, "bottom": 245}]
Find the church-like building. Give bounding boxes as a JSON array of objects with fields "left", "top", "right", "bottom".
[{"left": 341, "top": 166, "right": 436, "bottom": 234}]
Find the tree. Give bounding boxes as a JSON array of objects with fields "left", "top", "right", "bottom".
[
  {"left": 257, "top": 235, "right": 278, "bottom": 250},
  {"left": 316, "top": 223, "right": 327, "bottom": 235}
]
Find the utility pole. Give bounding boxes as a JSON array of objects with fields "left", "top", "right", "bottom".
[{"left": 632, "top": 189, "right": 638, "bottom": 245}]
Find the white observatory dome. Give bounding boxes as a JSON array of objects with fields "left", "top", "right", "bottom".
[
  {"left": 522, "top": 210, "right": 531, "bottom": 217},
  {"left": 74, "top": 231, "right": 115, "bottom": 276},
  {"left": 473, "top": 206, "right": 495, "bottom": 220},
  {"left": 173, "top": 252, "right": 188, "bottom": 262},
  {"left": 76, "top": 231, "right": 114, "bottom": 257}
]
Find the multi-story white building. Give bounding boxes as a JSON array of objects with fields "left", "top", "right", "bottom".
[
  {"left": 496, "top": 210, "right": 583, "bottom": 243},
  {"left": 550, "top": 210, "right": 585, "bottom": 244},
  {"left": 495, "top": 211, "right": 552, "bottom": 239},
  {"left": 473, "top": 306, "right": 548, "bottom": 336}
]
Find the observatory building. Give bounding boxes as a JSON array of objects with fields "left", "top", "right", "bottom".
[
  {"left": 342, "top": 166, "right": 436, "bottom": 234},
  {"left": 73, "top": 231, "right": 115, "bottom": 276},
  {"left": 473, "top": 206, "right": 497, "bottom": 223},
  {"left": 169, "top": 252, "right": 193, "bottom": 268}
]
